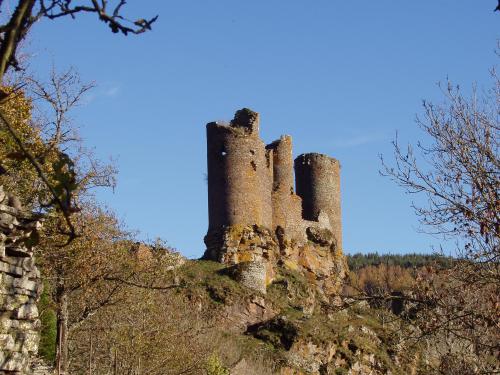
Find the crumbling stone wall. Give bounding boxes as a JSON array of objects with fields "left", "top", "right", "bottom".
[
  {"left": 204, "top": 109, "right": 346, "bottom": 296},
  {"left": 0, "top": 186, "right": 42, "bottom": 374},
  {"left": 295, "top": 153, "right": 342, "bottom": 250}
]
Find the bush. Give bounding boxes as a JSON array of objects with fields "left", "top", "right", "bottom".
[
  {"left": 38, "top": 285, "right": 57, "bottom": 364},
  {"left": 206, "top": 353, "right": 230, "bottom": 375}
]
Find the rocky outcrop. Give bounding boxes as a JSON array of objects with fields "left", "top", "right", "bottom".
[
  {"left": 0, "top": 186, "right": 42, "bottom": 374},
  {"left": 204, "top": 225, "right": 279, "bottom": 294},
  {"left": 245, "top": 310, "right": 418, "bottom": 375},
  {"left": 204, "top": 224, "right": 347, "bottom": 301},
  {"left": 219, "top": 295, "right": 276, "bottom": 333}
]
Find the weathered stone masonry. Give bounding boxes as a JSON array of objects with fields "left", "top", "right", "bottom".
[
  {"left": 295, "top": 153, "right": 342, "bottom": 251},
  {"left": 206, "top": 110, "right": 273, "bottom": 231},
  {"left": 204, "top": 109, "right": 346, "bottom": 295},
  {"left": 0, "top": 186, "right": 42, "bottom": 374}
]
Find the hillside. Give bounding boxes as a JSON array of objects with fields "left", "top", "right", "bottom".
[{"left": 60, "top": 256, "right": 428, "bottom": 374}]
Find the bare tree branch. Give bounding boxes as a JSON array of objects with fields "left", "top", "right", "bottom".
[{"left": 0, "top": 0, "right": 158, "bottom": 82}]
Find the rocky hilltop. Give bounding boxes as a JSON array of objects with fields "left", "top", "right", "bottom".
[
  {"left": 204, "top": 109, "right": 346, "bottom": 300},
  {"left": 188, "top": 109, "right": 423, "bottom": 374}
]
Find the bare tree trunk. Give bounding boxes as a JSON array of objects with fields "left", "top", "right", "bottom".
[
  {"left": 0, "top": 0, "right": 35, "bottom": 81},
  {"left": 55, "top": 285, "right": 69, "bottom": 375}
]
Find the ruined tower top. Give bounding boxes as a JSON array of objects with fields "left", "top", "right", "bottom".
[{"left": 230, "top": 108, "right": 260, "bottom": 135}]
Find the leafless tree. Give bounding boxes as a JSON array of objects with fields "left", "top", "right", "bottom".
[
  {"left": 0, "top": 1, "right": 155, "bottom": 243},
  {"left": 26, "top": 67, "right": 117, "bottom": 196},
  {"left": 1, "top": 66, "right": 116, "bottom": 242},
  {"left": 380, "top": 69, "right": 500, "bottom": 373},
  {"left": 382, "top": 78, "right": 499, "bottom": 263}
]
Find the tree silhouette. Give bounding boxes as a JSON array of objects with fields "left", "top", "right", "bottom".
[{"left": 0, "top": 0, "right": 158, "bottom": 81}]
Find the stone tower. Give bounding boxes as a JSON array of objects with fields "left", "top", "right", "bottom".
[
  {"left": 206, "top": 109, "right": 273, "bottom": 231},
  {"left": 295, "top": 153, "right": 342, "bottom": 250},
  {"left": 266, "top": 136, "right": 302, "bottom": 236},
  {"left": 204, "top": 109, "right": 346, "bottom": 295}
]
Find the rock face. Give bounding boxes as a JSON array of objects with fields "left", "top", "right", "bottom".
[
  {"left": 0, "top": 186, "right": 42, "bottom": 375},
  {"left": 204, "top": 224, "right": 346, "bottom": 299},
  {"left": 204, "top": 109, "right": 347, "bottom": 298}
]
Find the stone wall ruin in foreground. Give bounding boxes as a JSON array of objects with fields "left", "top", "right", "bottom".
[{"left": 0, "top": 186, "right": 42, "bottom": 374}]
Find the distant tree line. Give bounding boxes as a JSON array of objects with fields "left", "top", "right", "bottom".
[{"left": 346, "top": 252, "right": 454, "bottom": 271}]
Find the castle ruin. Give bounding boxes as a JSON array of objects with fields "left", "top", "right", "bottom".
[{"left": 204, "top": 109, "right": 346, "bottom": 296}]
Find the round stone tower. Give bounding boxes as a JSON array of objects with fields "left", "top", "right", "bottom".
[
  {"left": 206, "top": 109, "right": 273, "bottom": 232},
  {"left": 266, "top": 135, "right": 297, "bottom": 232},
  {"left": 267, "top": 135, "right": 294, "bottom": 194},
  {"left": 294, "top": 153, "right": 342, "bottom": 249}
]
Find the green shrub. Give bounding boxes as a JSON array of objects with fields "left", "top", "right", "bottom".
[
  {"left": 38, "top": 284, "right": 57, "bottom": 364},
  {"left": 205, "top": 353, "right": 229, "bottom": 375}
]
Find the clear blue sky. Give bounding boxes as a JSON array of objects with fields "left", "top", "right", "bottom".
[{"left": 28, "top": 1, "right": 498, "bottom": 258}]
